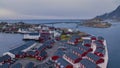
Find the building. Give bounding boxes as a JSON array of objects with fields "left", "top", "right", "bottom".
[
  {"left": 67, "top": 35, "right": 81, "bottom": 45},
  {"left": 83, "top": 39, "right": 92, "bottom": 47},
  {"left": 79, "top": 59, "right": 99, "bottom": 68},
  {"left": 36, "top": 51, "right": 47, "bottom": 61},
  {"left": 15, "top": 52, "right": 25, "bottom": 58},
  {"left": 51, "top": 49, "right": 65, "bottom": 61},
  {"left": 63, "top": 52, "right": 82, "bottom": 64},
  {"left": 37, "top": 45, "right": 47, "bottom": 53},
  {"left": 94, "top": 48, "right": 105, "bottom": 57},
  {"left": 39, "top": 32, "right": 52, "bottom": 43},
  {"left": 77, "top": 43, "right": 93, "bottom": 52},
  {"left": 91, "top": 36, "right": 97, "bottom": 41},
  {"left": 97, "top": 36, "right": 104, "bottom": 45},
  {"left": 0, "top": 55, "right": 11, "bottom": 65},
  {"left": 94, "top": 41, "right": 105, "bottom": 48},
  {"left": 4, "top": 41, "right": 36, "bottom": 58},
  {"left": 55, "top": 58, "right": 73, "bottom": 68},
  {"left": 72, "top": 48, "right": 86, "bottom": 57},
  {"left": 26, "top": 51, "right": 36, "bottom": 58},
  {"left": 86, "top": 53, "right": 104, "bottom": 64},
  {"left": 43, "top": 39, "right": 55, "bottom": 48},
  {"left": 23, "top": 33, "right": 40, "bottom": 40}
]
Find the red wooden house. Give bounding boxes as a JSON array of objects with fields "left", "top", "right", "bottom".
[
  {"left": 55, "top": 58, "right": 73, "bottom": 68},
  {"left": 36, "top": 51, "right": 47, "bottom": 61},
  {"left": 0, "top": 55, "right": 11, "bottom": 64},
  {"left": 63, "top": 52, "right": 82, "bottom": 64},
  {"left": 67, "top": 35, "right": 81, "bottom": 45},
  {"left": 86, "top": 53, "right": 104, "bottom": 64},
  {"left": 72, "top": 48, "right": 86, "bottom": 57}
]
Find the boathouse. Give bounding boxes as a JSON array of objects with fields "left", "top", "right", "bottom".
[
  {"left": 3, "top": 41, "right": 36, "bottom": 58},
  {"left": 94, "top": 40, "right": 105, "bottom": 48},
  {"left": 67, "top": 35, "right": 81, "bottom": 45},
  {"left": 94, "top": 48, "right": 105, "bottom": 57},
  {"left": 51, "top": 49, "right": 65, "bottom": 61},
  {"left": 91, "top": 36, "right": 97, "bottom": 40},
  {"left": 15, "top": 51, "right": 25, "bottom": 58},
  {"left": 63, "top": 52, "right": 82, "bottom": 64},
  {"left": 37, "top": 45, "right": 47, "bottom": 53},
  {"left": 37, "top": 51, "right": 47, "bottom": 61},
  {"left": 77, "top": 43, "right": 93, "bottom": 52},
  {"left": 0, "top": 55, "right": 11, "bottom": 64},
  {"left": 55, "top": 58, "right": 73, "bottom": 68},
  {"left": 45, "top": 39, "right": 55, "bottom": 48},
  {"left": 72, "top": 48, "right": 86, "bottom": 57},
  {"left": 79, "top": 59, "right": 99, "bottom": 68},
  {"left": 83, "top": 39, "right": 92, "bottom": 47},
  {"left": 26, "top": 51, "right": 36, "bottom": 58},
  {"left": 86, "top": 53, "right": 104, "bottom": 64}
]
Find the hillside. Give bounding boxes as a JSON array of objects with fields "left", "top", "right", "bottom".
[{"left": 95, "top": 5, "right": 120, "bottom": 20}]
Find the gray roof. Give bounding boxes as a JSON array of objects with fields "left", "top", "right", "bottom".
[
  {"left": 86, "top": 53, "right": 100, "bottom": 62},
  {"left": 98, "top": 36, "right": 104, "bottom": 40},
  {"left": 95, "top": 48, "right": 105, "bottom": 54},
  {"left": 77, "top": 43, "right": 90, "bottom": 51},
  {"left": 83, "top": 39, "right": 92, "bottom": 44},
  {"left": 94, "top": 41, "right": 105, "bottom": 48},
  {"left": 0, "top": 55, "right": 11, "bottom": 62},
  {"left": 72, "top": 48, "right": 85, "bottom": 55},
  {"left": 9, "top": 41, "right": 35, "bottom": 54},
  {"left": 38, "top": 51, "right": 47, "bottom": 57},
  {"left": 56, "top": 58, "right": 72, "bottom": 67},
  {"left": 80, "top": 59, "right": 98, "bottom": 68},
  {"left": 54, "top": 50, "right": 65, "bottom": 57},
  {"left": 65, "top": 52, "right": 79, "bottom": 60},
  {"left": 37, "top": 45, "right": 46, "bottom": 52},
  {"left": 69, "top": 35, "right": 81, "bottom": 42},
  {"left": 27, "top": 51, "right": 36, "bottom": 55}
]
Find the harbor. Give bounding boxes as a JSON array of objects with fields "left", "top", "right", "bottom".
[{"left": 0, "top": 24, "right": 108, "bottom": 68}]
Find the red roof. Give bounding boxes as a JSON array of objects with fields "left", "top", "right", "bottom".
[{"left": 52, "top": 56, "right": 59, "bottom": 60}]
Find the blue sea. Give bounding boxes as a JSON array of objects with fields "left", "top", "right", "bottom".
[{"left": 0, "top": 19, "right": 120, "bottom": 68}]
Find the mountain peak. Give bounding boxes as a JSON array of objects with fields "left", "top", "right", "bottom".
[{"left": 95, "top": 5, "right": 120, "bottom": 20}]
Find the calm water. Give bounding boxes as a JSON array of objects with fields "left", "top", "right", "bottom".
[
  {"left": 0, "top": 33, "right": 25, "bottom": 56},
  {"left": 0, "top": 20, "right": 120, "bottom": 68}
]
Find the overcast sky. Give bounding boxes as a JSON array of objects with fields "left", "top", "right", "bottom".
[{"left": 0, "top": 0, "right": 120, "bottom": 19}]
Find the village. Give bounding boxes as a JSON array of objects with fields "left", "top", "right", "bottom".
[{"left": 0, "top": 23, "right": 108, "bottom": 68}]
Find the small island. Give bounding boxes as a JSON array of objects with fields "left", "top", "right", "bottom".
[{"left": 79, "top": 18, "right": 112, "bottom": 28}]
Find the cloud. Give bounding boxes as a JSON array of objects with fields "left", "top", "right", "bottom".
[{"left": 0, "top": 0, "right": 119, "bottom": 19}]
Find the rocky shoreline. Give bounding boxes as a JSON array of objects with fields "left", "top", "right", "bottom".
[{"left": 79, "top": 18, "right": 112, "bottom": 28}]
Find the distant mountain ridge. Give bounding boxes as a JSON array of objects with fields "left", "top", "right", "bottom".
[{"left": 95, "top": 5, "right": 120, "bottom": 20}]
